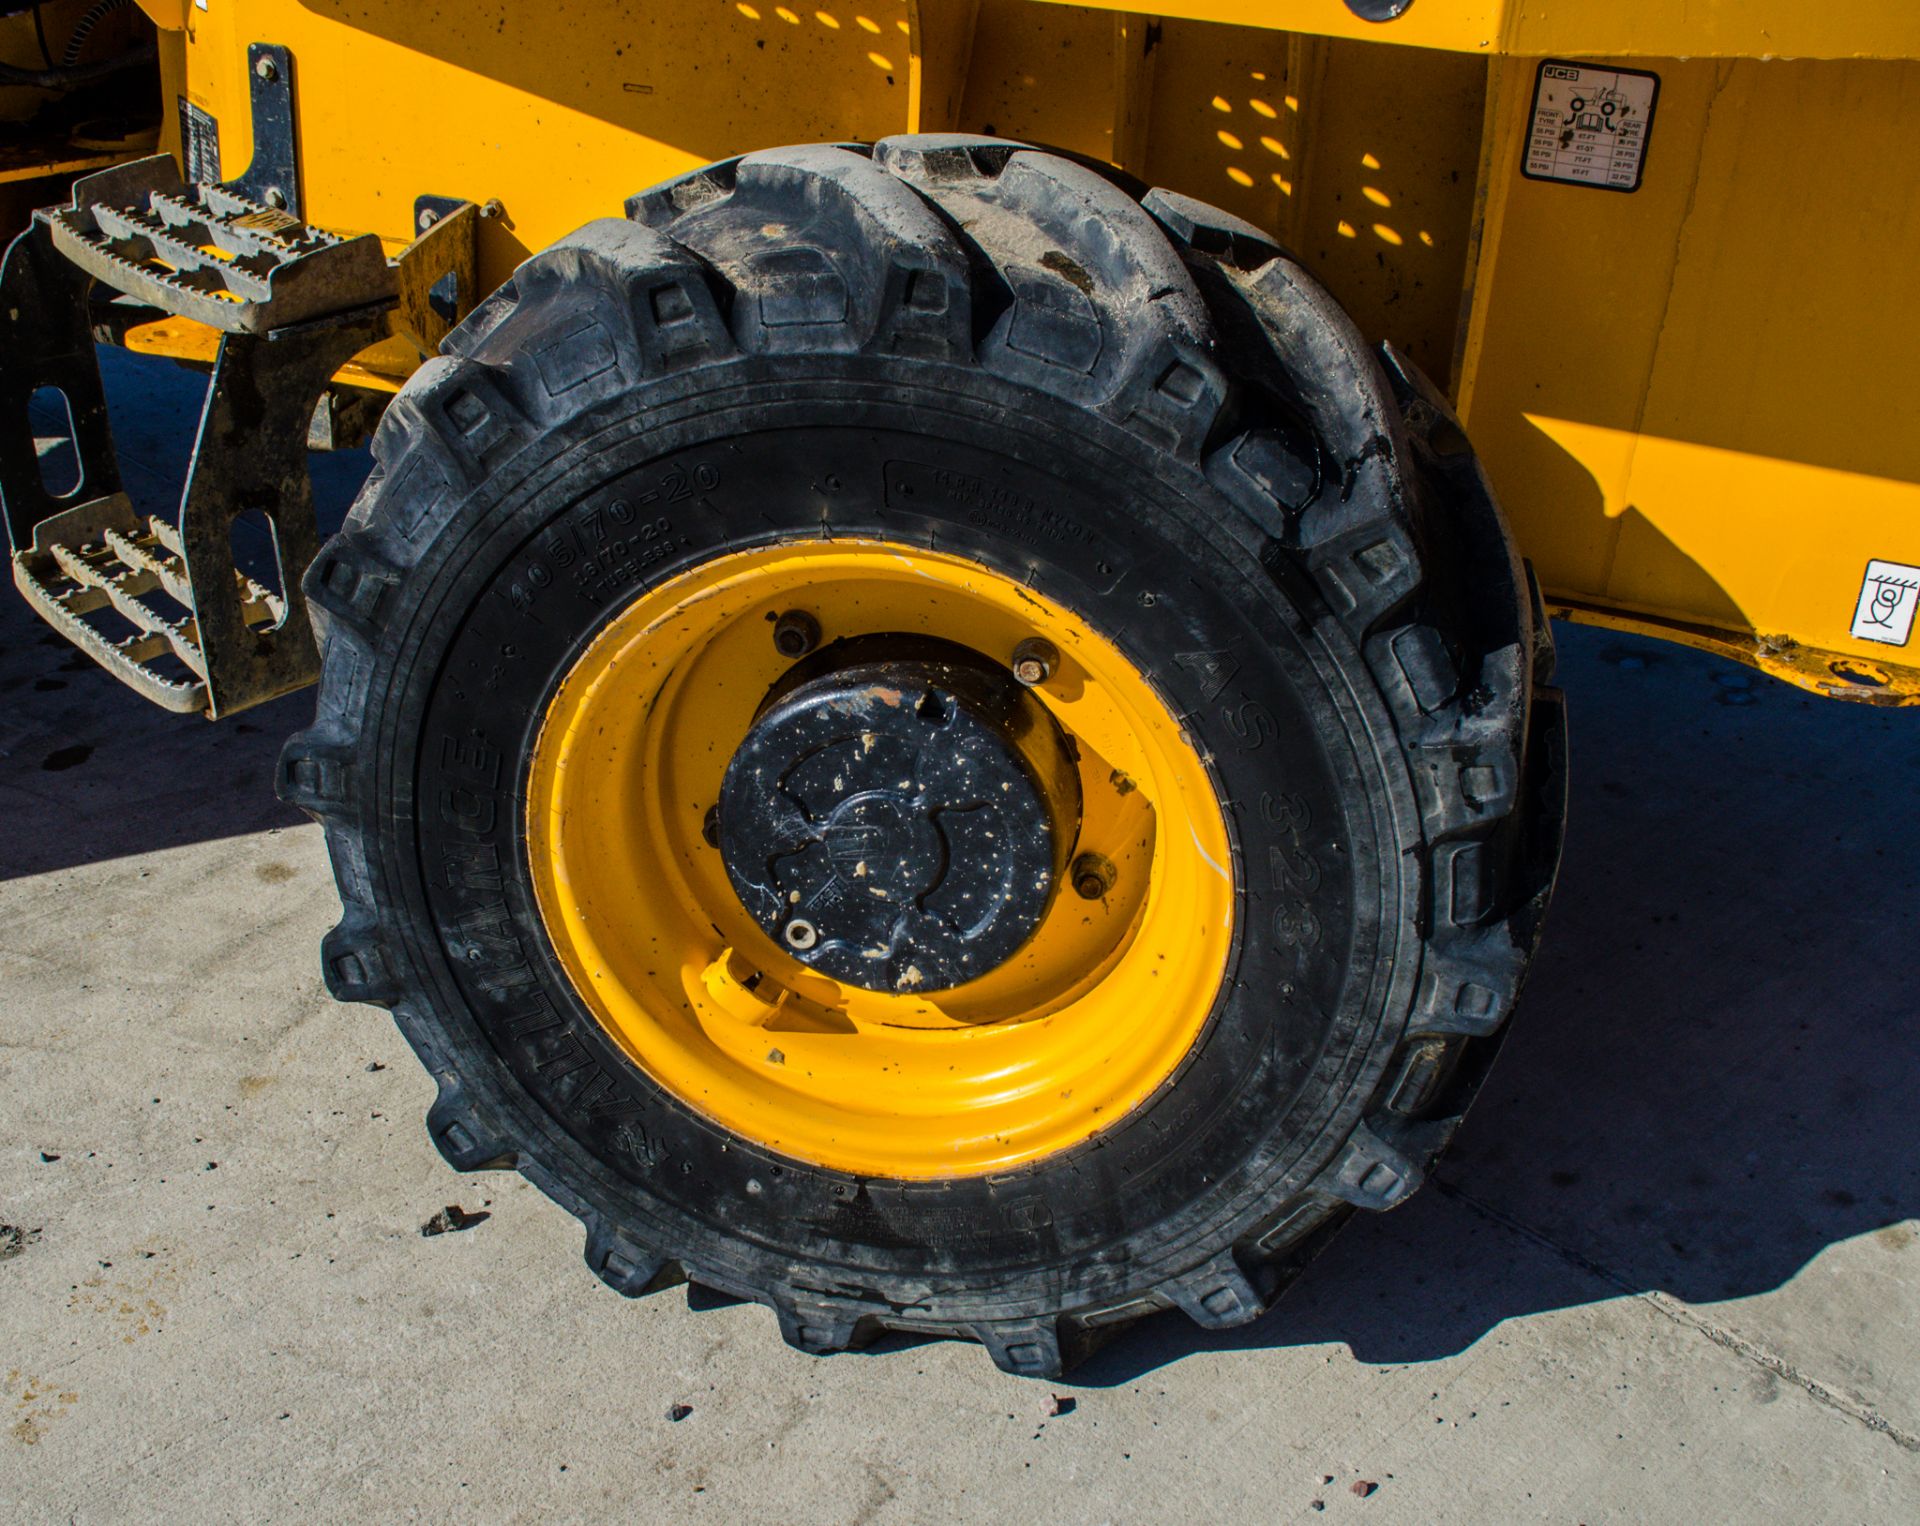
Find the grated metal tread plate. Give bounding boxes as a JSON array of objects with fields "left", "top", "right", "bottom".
[
  {"left": 41, "top": 155, "right": 395, "bottom": 335},
  {"left": 12, "top": 496, "right": 289, "bottom": 715},
  {"left": 3, "top": 166, "right": 473, "bottom": 716}
]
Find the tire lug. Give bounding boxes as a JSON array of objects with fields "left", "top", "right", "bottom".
[
  {"left": 1071, "top": 852, "right": 1116, "bottom": 900},
  {"left": 1011, "top": 637, "right": 1058, "bottom": 687},
  {"left": 772, "top": 609, "right": 820, "bottom": 659}
]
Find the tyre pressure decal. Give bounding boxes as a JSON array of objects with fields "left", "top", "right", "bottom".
[
  {"left": 1523, "top": 60, "right": 1659, "bottom": 193},
  {"left": 1851, "top": 560, "right": 1920, "bottom": 647}
]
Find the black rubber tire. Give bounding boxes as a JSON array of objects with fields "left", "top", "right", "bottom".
[{"left": 282, "top": 137, "right": 1567, "bottom": 1378}]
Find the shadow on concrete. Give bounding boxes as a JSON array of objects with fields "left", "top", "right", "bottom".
[
  {"left": 0, "top": 347, "right": 370, "bottom": 880},
  {"left": 1069, "top": 627, "right": 1920, "bottom": 1385}
]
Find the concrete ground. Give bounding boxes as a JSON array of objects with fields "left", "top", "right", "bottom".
[{"left": 2, "top": 352, "right": 1917, "bottom": 1522}]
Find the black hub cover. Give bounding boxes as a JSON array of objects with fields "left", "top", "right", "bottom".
[{"left": 717, "top": 637, "right": 1081, "bottom": 993}]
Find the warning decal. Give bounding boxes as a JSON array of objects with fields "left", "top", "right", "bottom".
[
  {"left": 1851, "top": 560, "right": 1920, "bottom": 648},
  {"left": 1523, "top": 61, "right": 1659, "bottom": 193}
]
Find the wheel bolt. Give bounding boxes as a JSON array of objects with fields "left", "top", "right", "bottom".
[
  {"left": 773, "top": 609, "right": 820, "bottom": 659},
  {"left": 1012, "top": 637, "right": 1058, "bottom": 687},
  {"left": 1071, "top": 852, "right": 1116, "bottom": 901},
  {"left": 702, "top": 805, "right": 720, "bottom": 848},
  {"left": 784, "top": 918, "right": 819, "bottom": 951}
]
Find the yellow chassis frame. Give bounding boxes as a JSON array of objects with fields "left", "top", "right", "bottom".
[{"left": 95, "top": 1, "right": 1920, "bottom": 703}]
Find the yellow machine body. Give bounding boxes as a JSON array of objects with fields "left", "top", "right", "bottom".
[{"left": 64, "top": 0, "right": 1920, "bottom": 701}]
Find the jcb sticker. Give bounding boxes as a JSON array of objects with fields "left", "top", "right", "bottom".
[
  {"left": 1851, "top": 560, "right": 1920, "bottom": 647},
  {"left": 1523, "top": 60, "right": 1659, "bottom": 193}
]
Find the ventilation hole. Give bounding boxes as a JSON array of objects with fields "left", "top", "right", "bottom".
[
  {"left": 29, "top": 386, "right": 81, "bottom": 498},
  {"left": 916, "top": 689, "right": 950, "bottom": 725},
  {"left": 1830, "top": 659, "right": 1889, "bottom": 687},
  {"left": 230, "top": 507, "right": 289, "bottom": 629},
  {"left": 427, "top": 269, "right": 462, "bottom": 324}
]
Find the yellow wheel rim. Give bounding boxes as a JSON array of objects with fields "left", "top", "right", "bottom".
[{"left": 526, "top": 541, "right": 1234, "bottom": 1178}]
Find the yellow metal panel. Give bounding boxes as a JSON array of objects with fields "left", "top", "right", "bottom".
[
  {"left": 908, "top": 0, "right": 982, "bottom": 130},
  {"left": 1277, "top": 36, "right": 1485, "bottom": 385},
  {"left": 108, "top": 1, "right": 1920, "bottom": 700},
  {"left": 0, "top": 148, "right": 134, "bottom": 186},
  {"left": 1455, "top": 56, "right": 1709, "bottom": 600},
  {"left": 1459, "top": 54, "right": 1920, "bottom": 698},
  {"left": 1501, "top": 1, "right": 1920, "bottom": 63},
  {"left": 1132, "top": 19, "right": 1291, "bottom": 222},
  {"left": 1061, "top": 19, "right": 1486, "bottom": 383},
  {"left": 1109, "top": 10, "right": 1157, "bottom": 171},
  {"left": 955, "top": 0, "right": 1119, "bottom": 158},
  {"left": 178, "top": 0, "right": 920, "bottom": 273},
  {"left": 1033, "top": 0, "right": 1920, "bottom": 61},
  {"left": 1039, "top": 0, "right": 1505, "bottom": 55}
]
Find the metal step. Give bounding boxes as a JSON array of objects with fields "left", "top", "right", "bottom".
[
  {"left": 9, "top": 493, "right": 290, "bottom": 714},
  {"left": 1, "top": 151, "right": 476, "bottom": 716},
  {"left": 41, "top": 155, "right": 395, "bottom": 335}
]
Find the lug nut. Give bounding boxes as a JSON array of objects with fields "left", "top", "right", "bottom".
[
  {"left": 784, "top": 918, "right": 819, "bottom": 951},
  {"left": 772, "top": 609, "right": 820, "bottom": 659},
  {"left": 702, "top": 805, "right": 720, "bottom": 848},
  {"left": 1011, "top": 637, "right": 1058, "bottom": 687},
  {"left": 1071, "top": 852, "right": 1117, "bottom": 901}
]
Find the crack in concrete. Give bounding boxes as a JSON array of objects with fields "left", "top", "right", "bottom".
[{"left": 1431, "top": 1177, "right": 1920, "bottom": 1454}]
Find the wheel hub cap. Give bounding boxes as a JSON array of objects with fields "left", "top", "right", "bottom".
[{"left": 717, "top": 639, "right": 1081, "bottom": 993}]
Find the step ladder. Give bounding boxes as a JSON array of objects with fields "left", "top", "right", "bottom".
[{"left": 1, "top": 154, "right": 474, "bottom": 716}]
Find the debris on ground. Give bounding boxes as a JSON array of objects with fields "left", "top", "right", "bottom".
[
  {"left": 1351, "top": 1480, "right": 1378, "bottom": 1498},
  {"left": 1043, "top": 1394, "right": 1075, "bottom": 1417},
  {"left": 419, "top": 1205, "right": 491, "bottom": 1237},
  {"left": 667, "top": 1403, "right": 693, "bottom": 1422},
  {"left": 1, "top": 1224, "right": 42, "bottom": 1260}
]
